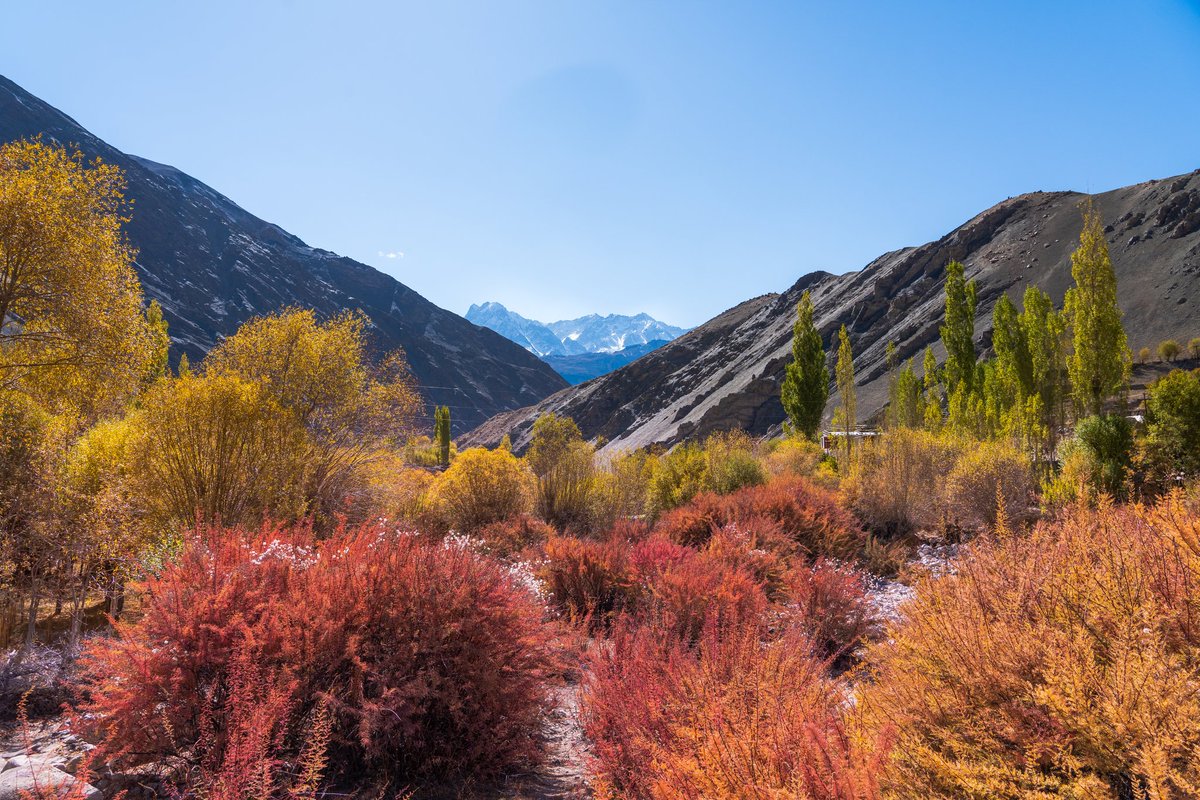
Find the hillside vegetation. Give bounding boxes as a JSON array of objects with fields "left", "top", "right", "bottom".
[{"left": 4, "top": 140, "right": 1200, "bottom": 800}]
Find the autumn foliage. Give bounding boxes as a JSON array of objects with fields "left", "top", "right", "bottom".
[
  {"left": 860, "top": 494, "right": 1200, "bottom": 798},
  {"left": 78, "top": 522, "right": 559, "bottom": 786},
  {"left": 655, "top": 475, "right": 863, "bottom": 561},
  {"left": 583, "top": 620, "right": 891, "bottom": 800}
]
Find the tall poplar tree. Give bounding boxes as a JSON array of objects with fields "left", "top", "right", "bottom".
[
  {"left": 1064, "top": 203, "right": 1129, "bottom": 416},
  {"left": 940, "top": 261, "right": 978, "bottom": 395},
  {"left": 780, "top": 291, "right": 829, "bottom": 440},
  {"left": 434, "top": 406, "right": 451, "bottom": 467},
  {"left": 1020, "top": 285, "right": 1067, "bottom": 452},
  {"left": 835, "top": 325, "right": 856, "bottom": 458},
  {"left": 922, "top": 346, "right": 942, "bottom": 431}
]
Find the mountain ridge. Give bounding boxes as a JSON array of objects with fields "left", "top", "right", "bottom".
[{"left": 461, "top": 173, "right": 1200, "bottom": 453}]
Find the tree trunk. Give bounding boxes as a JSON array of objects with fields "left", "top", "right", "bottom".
[
  {"left": 24, "top": 572, "right": 39, "bottom": 650},
  {"left": 68, "top": 563, "right": 88, "bottom": 650}
]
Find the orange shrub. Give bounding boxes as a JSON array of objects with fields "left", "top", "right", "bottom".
[
  {"left": 859, "top": 495, "right": 1200, "bottom": 798},
  {"left": 654, "top": 476, "right": 863, "bottom": 562},
  {"left": 654, "top": 490, "right": 726, "bottom": 547},
  {"left": 725, "top": 476, "right": 862, "bottom": 560},
  {"left": 703, "top": 519, "right": 792, "bottom": 601},
  {"left": 80, "top": 522, "right": 559, "bottom": 786},
  {"left": 583, "top": 620, "right": 890, "bottom": 799},
  {"left": 643, "top": 552, "right": 767, "bottom": 644}
]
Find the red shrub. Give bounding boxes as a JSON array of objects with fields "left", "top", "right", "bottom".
[
  {"left": 583, "top": 619, "right": 890, "bottom": 799},
  {"left": 540, "top": 535, "right": 638, "bottom": 628},
  {"left": 190, "top": 646, "right": 318, "bottom": 800},
  {"left": 725, "top": 476, "right": 863, "bottom": 561},
  {"left": 783, "top": 559, "right": 877, "bottom": 663},
  {"left": 80, "top": 522, "right": 559, "bottom": 786},
  {"left": 477, "top": 513, "right": 555, "bottom": 558},
  {"left": 643, "top": 552, "right": 767, "bottom": 644},
  {"left": 628, "top": 535, "right": 692, "bottom": 581},
  {"left": 654, "top": 491, "right": 727, "bottom": 547},
  {"left": 653, "top": 476, "right": 864, "bottom": 563},
  {"left": 605, "top": 516, "right": 653, "bottom": 543},
  {"left": 703, "top": 518, "right": 793, "bottom": 600}
]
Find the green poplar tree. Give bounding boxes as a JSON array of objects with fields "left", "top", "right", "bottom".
[
  {"left": 922, "top": 346, "right": 942, "bottom": 431},
  {"left": 143, "top": 299, "right": 171, "bottom": 385},
  {"left": 940, "top": 260, "right": 978, "bottom": 395},
  {"left": 887, "top": 357, "right": 923, "bottom": 429},
  {"left": 1019, "top": 285, "right": 1067, "bottom": 453},
  {"left": 780, "top": 291, "right": 829, "bottom": 440},
  {"left": 434, "top": 405, "right": 451, "bottom": 466},
  {"left": 992, "top": 294, "right": 1032, "bottom": 402},
  {"left": 1064, "top": 203, "right": 1129, "bottom": 417}
]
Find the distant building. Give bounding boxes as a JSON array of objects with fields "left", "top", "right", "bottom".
[{"left": 821, "top": 429, "right": 880, "bottom": 453}]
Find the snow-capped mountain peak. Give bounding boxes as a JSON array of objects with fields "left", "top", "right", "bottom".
[{"left": 466, "top": 302, "right": 687, "bottom": 357}]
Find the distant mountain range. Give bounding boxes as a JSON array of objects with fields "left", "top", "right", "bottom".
[
  {"left": 0, "top": 75, "right": 567, "bottom": 432},
  {"left": 466, "top": 302, "right": 688, "bottom": 383},
  {"left": 462, "top": 169, "right": 1200, "bottom": 454},
  {"left": 466, "top": 302, "right": 687, "bottom": 356}
]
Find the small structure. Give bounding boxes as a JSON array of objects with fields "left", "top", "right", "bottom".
[{"left": 820, "top": 429, "right": 880, "bottom": 454}]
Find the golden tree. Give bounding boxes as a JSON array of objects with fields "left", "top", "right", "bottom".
[
  {"left": 203, "top": 308, "right": 421, "bottom": 527},
  {"left": 129, "top": 371, "right": 309, "bottom": 530},
  {"left": 0, "top": 139, "right": 157, "bottom": 414}
]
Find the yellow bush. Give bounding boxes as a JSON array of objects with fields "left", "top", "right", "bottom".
[
  {"left": 701, "top": 430, "right": 766, "bottom": 495},
  {"left": 646, "top": 443, "right": 708, "bottom": 518},
  {"left": 943, "top": 439, "right": 1035, "bottom": 531},
  {"left": 130, "top": 372, "right": 309, "bottom": 530},
  {"left": 361, "top": 453, "right": 435, "bottom": 524},
  {"left": 845, "top": 429, "right": 965, "bottom": 537},
  {"left": 859, "top": 496, "right": 1200, "bottom": 798},
  {"left": 428, "top": 446, "right": 534, "bottom": 532},
  {"left": 763, "top": 437, "right": 824, "bottom": 479}
]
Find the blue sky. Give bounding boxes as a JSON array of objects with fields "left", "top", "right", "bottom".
[{"left": 4, "top": 1, "right": 1199, "bottom": 328}]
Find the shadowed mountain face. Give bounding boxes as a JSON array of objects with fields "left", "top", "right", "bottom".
[
  {"left": 0, "top": 75, "right": 567, "bottom": 432},
  {"left": 541, "top": 340, "right": 669, "bottom": 385},
  {"left": 462, "top": 172, "right": 1200, "bottom": 453}
]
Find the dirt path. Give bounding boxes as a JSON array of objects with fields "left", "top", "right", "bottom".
[{"left": 485, "top": 680, "right": 592, "bottom": 800}]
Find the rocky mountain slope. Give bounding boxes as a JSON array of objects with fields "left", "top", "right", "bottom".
[
  {"left": 0, "top": 75, "right": 567, "bottom": 432},
  {"left": 462, "top": 170, "right": 1200, "bottom": 453},
  {"left": 467, "top": 301, "right": 686, "bottom": 356}
]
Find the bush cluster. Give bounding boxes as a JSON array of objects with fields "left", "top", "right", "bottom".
[
  {"left": 846, "top": 428, "right": 1035, "bottom": 537},
  {"left": 583, "top": 620, "right": 891, "bottom": 799},
  {"left": 859, "top": 495, "right": 1200, "bottom": 797},
  {"left": 656, "top": 475, "right": 864, "bottom": 560},
  {"left": 79, "top": 522, "right": 560, "bottom": 787}
]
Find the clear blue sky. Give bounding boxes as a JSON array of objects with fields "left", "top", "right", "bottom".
[{"left": 4, "top": 1, "right": 1199, "bottom": 328}]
